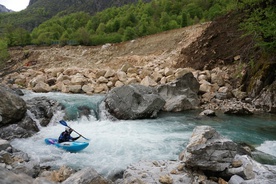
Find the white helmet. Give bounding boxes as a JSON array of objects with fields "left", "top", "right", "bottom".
[{"left": 65, "top": 127, "right": 72, "bottom": 132}]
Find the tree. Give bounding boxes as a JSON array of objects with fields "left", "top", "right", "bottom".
[
  {"left": 185, "top": 3, "right": 203, "bottom": 19},
  {"left": 105, "top": 19, "right": 120, "bottom": 33},
  {"left": 75, "top": 27, "right": 90, "bottom": 45},
  {"left": 123, "top": 27, "right": 136, "bottom": 41},
  {"left": 181, "top": 11, "right": 188, "bottom": 27},
  {"left": 239, "top": 0, "right": 276, "bottom": 52},
  {"left": 160, "top": 12, "right": 171, "bottom": 30},
  {"left": 12, "top": 28, "right": 31, "bottom": 46},
  {"left": 60, "top": 31, "right": 70, "bottom": 46},
  {"left": 96, "top": 23, "right": 106, "bottom": 34},
  {"left": 167, "top": 20, "right": 180, "bottom": 30},
  {"left": 0, "top": 40, "right": 10, "bottom": 69},
  {"left": 208, "top": 3, "right": 223, "bottom": 20},
  {"left": 35, "top": 32, "right": 52, "bottom": 45}
]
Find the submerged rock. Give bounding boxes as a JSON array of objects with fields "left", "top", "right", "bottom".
[{"left": 199, "top": 109, "right": 216, "bottom": 116}]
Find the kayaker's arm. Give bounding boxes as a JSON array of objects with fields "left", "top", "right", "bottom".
[{"left": 72, "top": 136, "right": 81, "bottom": 141}]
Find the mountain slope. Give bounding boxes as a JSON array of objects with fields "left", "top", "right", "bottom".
[
  {"left": 176, "top": 11, "right": 276, "bottom": 97},
  {"left": 7, "top": 23, "right": 209, "bottom": 71},
  {"left": 3, "top": 10, "right": 276, "bottom": 103},
  {"left": 0, "top": 0, "right": 150, "bottom": 31},
  {"left": 0, "top": 4, "right": 13, "bottom": 13}
]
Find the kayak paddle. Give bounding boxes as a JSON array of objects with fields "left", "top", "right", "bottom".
[{"left": 59, "top": 120, "right": 90, "bottom": 141}]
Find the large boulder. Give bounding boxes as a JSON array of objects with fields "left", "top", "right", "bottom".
[
  {"left": 157, "top": 72, "right": 200, "bottom": 112},
  {"left": 0, "top": 86, "right": 27, "bottom": 126},
  {"left": 62, "top": 167, "right": 111, "bottom": 184},
  {"left": 0, "top": 167, "right": 34, "bottom": 184},
  {"left": 253, "top": 81, "right": 276, "bottom": 113},
  {"left": 26, "top": 96, "right": 61, "bottom": 127},
  {"left": 104, "top": 84, "right": 165, "bottom": 120},
  {"left": 0, "top": 138, "right": 10, "bottom": 151},
  {"left": 0, "top": 89, "right": 61, "bottom": 140},
  {"left": 0, "top": 107, "right": 40, "bottom": 140},
  {"left": 179, "top": 126, "right": 237, "bottom": 172}
]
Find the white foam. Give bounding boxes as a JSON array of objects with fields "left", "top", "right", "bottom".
[
  {"left": 256, "top": 140, "right": 276, "bottom": 157},
  {"left": 11, "top": 118, "right": 191, "bottom": 178}
]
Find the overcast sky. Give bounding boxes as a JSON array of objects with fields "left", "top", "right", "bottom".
[{"left": 0, "top": 0, "right": 30, "bottom": 12}]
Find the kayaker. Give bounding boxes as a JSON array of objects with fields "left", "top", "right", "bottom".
[{"left": 58, "top": 127, "right": 81, "bottom": 143}]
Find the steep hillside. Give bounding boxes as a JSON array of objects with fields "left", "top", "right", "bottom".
[
  {"left": 6, "top": 23, "right": 209, "bottom": 71},
  {"left": 176, "top": 11, "right": 276, "bottom": 97},
  {"left": 3, "top": 11, "right": 256, "bottom": 77},
  {"left": 0, "top": 0, "right": 150, "bottom": 31},
  {"left": 176, "top": 11, "right": 254, "bottom": 71},
  {"left": 0, "top": 4, "right": 13, "bottom": 13},
  {"left": 3, "top": 10, "right": 275, "bottom": 101},
  {"left": 28, "top": 0, "right": 150, "bottom": 14}
]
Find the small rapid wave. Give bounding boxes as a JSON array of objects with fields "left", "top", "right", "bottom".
[{"left": 256, "top": 141, "right": 276, "bottom": 157}]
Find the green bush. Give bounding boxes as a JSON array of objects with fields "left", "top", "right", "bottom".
[
  {"left": 239, "top": 0, "right": 276, "bottom": 52},
  {"left": 0, "top": 40, "right": 10, "bottom": 69}
]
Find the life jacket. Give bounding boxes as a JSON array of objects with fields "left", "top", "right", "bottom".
[{"left": 58, "top": 131, "right": 72, "bottom": 143}]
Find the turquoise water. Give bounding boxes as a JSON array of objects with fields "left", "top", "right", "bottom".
[
  {"left": 165, "top": 111, "right": 276, "bottom": 146},
  {"left": 13, "top": 91, "right": 276, "bottom": 178}
]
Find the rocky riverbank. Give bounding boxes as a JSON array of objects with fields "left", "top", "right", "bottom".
[{"left": 0, "top": 61, "right": 269, "bottom": 115}]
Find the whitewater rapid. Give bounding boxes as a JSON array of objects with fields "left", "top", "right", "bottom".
[
  {"left": 10, "top": 91, "right": 276, "bottom": 179},
  {"left": 11, "top": 117, "right": 192, "bottom": 178}
]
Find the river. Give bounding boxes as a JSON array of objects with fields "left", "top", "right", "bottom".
[{"left": 10, "top": 91, "right": 276, "bottom": 179}]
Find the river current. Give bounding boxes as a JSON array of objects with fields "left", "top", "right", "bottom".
[{"left": 11, "top": 91, "right": 276, "bottom": 178}]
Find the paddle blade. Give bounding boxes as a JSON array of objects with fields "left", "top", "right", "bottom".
[{"left": 59, "top": 120, "right": 68, "bottom": 127}]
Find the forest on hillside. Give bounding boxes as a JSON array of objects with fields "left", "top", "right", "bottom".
[
  {"left": 1, "top": 0, "right": 236, "bottom": 46},
  {"left": 0, "top": 0, "right": 275, "bottom": 67}
]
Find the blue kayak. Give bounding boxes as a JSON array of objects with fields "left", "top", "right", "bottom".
[{"left": 45, "top": 138, "right": 89, "bottom": 152}]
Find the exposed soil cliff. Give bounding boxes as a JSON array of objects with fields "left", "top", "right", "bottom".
[{"left": 6, "top": 22, "right": 209, "bottom": 72}]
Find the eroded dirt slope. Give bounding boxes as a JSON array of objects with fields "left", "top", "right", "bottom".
[
  {"left": 5, "top": 11, "right": 257, "bottom": 80},
  {"left": 6, "top": 23, "right": 210, "bottom": 72},
  {"left": 176, "top": 11, "right": 254, "bottom": 70}
]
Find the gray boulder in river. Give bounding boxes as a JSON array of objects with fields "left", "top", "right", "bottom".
[
  {"left": 0, "top": 86, "right": 61, "bottom": 140},
  {"left": 179, "top": 125, "right": 237, "bottom": 172},
  {"left": 0, "top": 85, "right": 26, "bottom": 126},
  {"left": 104, "top": 84, "right": 165, "bottom": 120},
  {"left": 157, "top": 72, "right": 200, "bottom": 112}
]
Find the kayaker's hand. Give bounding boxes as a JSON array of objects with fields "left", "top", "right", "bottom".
[{"left": 78, "top": 136, "right": 81, "bottom": 139}]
